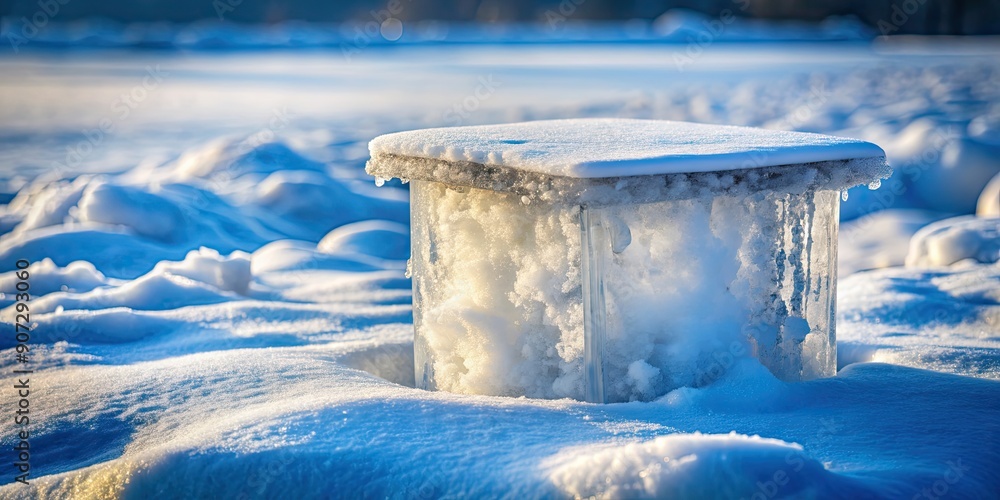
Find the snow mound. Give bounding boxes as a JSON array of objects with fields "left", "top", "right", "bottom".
[
  {"left": 250, "top": 239, "right": 397, "bottom": 274},
  {"left": 77, "top": 182, "right": 185, "bottom": 243},
  {"left": 317, "top": 220, "right": 409, "bottom": 261},
  {"left": 125, "top": 138, "right": 410, "bottom": 241},
  {"left": 840, "top": 93, "right": 1000, "bottom": 219},
  {"left": 0, "top": 258, "right": 109, "bottom": 299},
  {"left": 910, "top": 137, "right": 1000, "bottom": 214},
  {"left": 154, "top": 247, "right": 252, "bottom": 295},
  {"left": 168, "top": 138, "right": 325, "bottom": 183},
  {"left": 547, "top": 432, "right": 867, "bottom": 499},
  {"left": 4, "top": 248, "right": 252, "bottom": 316},
  {"left": 0, "top": 174, "right": 285, "bottom": 278},
  {"left": 5, "top": 342, "right": 997, "bottom": 498},
  {"left": 0, "top": 228, "right": 184, "bottom": 279},
  {"left": 906, "top": 216, "right": 1000, "bottom": 267},
  {"left": 839, "top": 209, "right": 947, "bottom": 275},
  {"left": 1, "top": 308, "right": 186, "bottom": 347},
  {"left": 7, "top": 272, "right": 239, "bottom": 315},
  {"left": 2, "top": 177, "right": 90, "bottom": 234},
  {"left": 252, "top": 170, "right": 406, "bottom": 236},
  {"left": 979, "top": 172, "right": 1000, "bottom": 217}
]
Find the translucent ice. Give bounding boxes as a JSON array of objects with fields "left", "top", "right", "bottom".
[
  {"left": 407, "top": 180, "right": 842, "bottom": 401},
  {"left": 373, "top": 119, "right": 889, "bottom": 402}
]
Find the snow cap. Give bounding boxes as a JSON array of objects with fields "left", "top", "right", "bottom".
[{"left": 367, "top": 118, "right": 890, "bottom": 203}]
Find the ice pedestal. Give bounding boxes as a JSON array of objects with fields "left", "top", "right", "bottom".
[{"left": 368, "top": 119, "right": 889, "bottom": 403}]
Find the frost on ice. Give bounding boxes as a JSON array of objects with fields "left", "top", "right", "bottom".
[{"left": 369, "top": 119, "right": 890, "bottom": 402}]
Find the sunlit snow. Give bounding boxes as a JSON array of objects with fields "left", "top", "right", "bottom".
[{"left": 1, "top": 28, "right": 998, "bottom": 498}]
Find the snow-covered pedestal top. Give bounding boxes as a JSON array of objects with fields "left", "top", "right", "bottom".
[
  {"left": 369, "top": 118, "right": 885, "bottom": 178},
  {"left": 367, "top": 119, "right": 889, "bottom": 205}
]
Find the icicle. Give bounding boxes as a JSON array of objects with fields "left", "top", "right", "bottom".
[
  {"left": 867, "top": 178, "right": 881, "bottom": 190},
  {"left": 404, "top": 258, "right": 413, "bottom": 278},
  {"left": 374, "top": 176, "right": 387, "bottom": 187},
  {"left": 802, "top": 193, "right": 818, "bottom": 308},
  {"left": 786, "top": 196, "right": 812, "bottom": 315},
  {"left": 772, "top": 197, "right": 790, "bottom": 354}
]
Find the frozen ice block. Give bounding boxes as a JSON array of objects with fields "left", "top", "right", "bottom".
[{"left": 368, "top": 118, "right": 889, "bottom": 403}]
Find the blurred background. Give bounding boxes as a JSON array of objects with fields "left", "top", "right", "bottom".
[{"left": 2, "top": 0, "right": 999, "bottom": 34}]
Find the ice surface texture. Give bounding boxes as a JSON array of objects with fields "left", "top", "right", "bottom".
[{"left": 408, "top": 181, "right": 841, "bottom": 402}]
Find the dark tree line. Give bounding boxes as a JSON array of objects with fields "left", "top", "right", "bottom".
[{"left": 1, "top": 0, "right": 996, "bottom": 35}]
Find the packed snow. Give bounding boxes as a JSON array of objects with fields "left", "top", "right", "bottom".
[
  {"left": 368, "top": 118, "right": 886, "bottom": 178},
  {"left": 906, "top": 216, "right": 1000, "bottom": 267},
  {"left": 1, "top": 31, "right": 999, "bottom": 498},
  {"left": 838, "top": 209, "right": 949, "bottom": 275},
  {"left": 977, "top": 172, "right": 1000, "bottom": 217}
]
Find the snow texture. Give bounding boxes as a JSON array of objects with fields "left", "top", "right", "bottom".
[
  {"left": 979, "top": 172, "right": 1000, "bottom": 217},
  {"left": 839, "top": 209, "right": 948, "bottom": 275},
  {"left": 1, "top": 35, "right": 999, "bottom": 499},
  {"left": 906, "top": 216, "right": 1000, "bottom": 267},
  {"left": 369, "top": 118, "right": 886, "bottom": 179}
]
